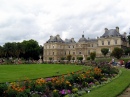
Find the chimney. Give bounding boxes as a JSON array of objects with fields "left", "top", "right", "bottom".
[
  {"left": 124, "top": 32, "right": 126, "bottom": 37},
  {"left": 104, "top": 28, "right": 108, "bottom": 32},
  {"left": 50, "top": 35, "right": 53, "bottom": 39},
  {"left": 57, "top": 34, "right": 60, "bottom": 37},
  {"left": 116, "top": 26, "right": 119, "bottom": 33},
  {"left": 71, "top": 38, "right": 74, "bottom": 42}
]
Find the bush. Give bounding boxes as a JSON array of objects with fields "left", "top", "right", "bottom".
[
  {"left": 0, "top": 83, "right": 8, "bottom": 96},
  {"left": 87, "top": 57, "right": 90, "bottom": 60}
]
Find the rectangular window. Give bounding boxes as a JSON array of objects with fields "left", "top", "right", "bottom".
[
  {"left": 102, "top": 41, "right": 104, "bottom": 45},
  {"left": 115, "top": 40, "right": 117, "bottom": 44},
  {"left": 108, "top": 41, "right": 110, "bottom": 45},
  {"left": 88, "top": 50, "right": 90, "bottom": 55}
]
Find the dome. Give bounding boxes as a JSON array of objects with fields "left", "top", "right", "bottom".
[{"left": 78, "top": 35, "right": 87, "bottom": 43}]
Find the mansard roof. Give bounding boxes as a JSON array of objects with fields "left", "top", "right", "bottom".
[
  {"left": 46, "top": 35, "right": 64, "bottom": 43},
  {"left": 65, "top": 38, "right": 76, "bottom": 44},
  {"left": 87, "top": 39, "right": 97, "bottom": 42},
  {"left": 101, "top": 29, "right": 121, "bottom": 37}
]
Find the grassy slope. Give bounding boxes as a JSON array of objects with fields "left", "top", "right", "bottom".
[
  {"left": 82, "top": 68, "right": 130, "bottom": 97},
  {"left": 0, "top": 64, "right": 84, "bottom": 83}
]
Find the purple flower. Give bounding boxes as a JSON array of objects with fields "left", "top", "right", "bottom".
[
  {"left": 46, "top": 78, "right": 52, "bottom": 81},
  {"left": 59, "top": 89, "right": 71, "bottom": 95},
  {"left": 67, "top": 90, "right": 71, "bottom": 94}
]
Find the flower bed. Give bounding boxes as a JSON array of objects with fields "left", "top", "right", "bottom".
[{"left": 0, "top": 64, "right": 119, "bottom": 97}]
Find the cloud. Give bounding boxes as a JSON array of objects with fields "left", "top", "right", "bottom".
[{"left": 0, "top": 0, "right": 130, "bottom": 45}]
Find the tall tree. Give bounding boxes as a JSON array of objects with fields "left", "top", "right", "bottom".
[
  {"left": 127, "top": 35, "right": 130, "bottom": 44},
  {"left": 3, "top": 42, "right": 16, "bottom": 58},
  {"left": 0, "top": 46, "right": 4, "bottom": 58},
  {"left": 22, "top": 39, "right": 40, "bottom": 60},
  {"left": 101, "top": 48, "right": 109, "bottom": 57},
  {"left": 111, "top": 47, "right": 123, "bottom": 59}
]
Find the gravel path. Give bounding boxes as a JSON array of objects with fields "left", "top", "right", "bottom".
[{"left": 118, "top": 87, "right": 130, "bottom": 97}]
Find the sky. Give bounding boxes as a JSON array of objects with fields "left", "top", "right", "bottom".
[{"left": 0, "top": 0, "right": 130, "bottom": 46}]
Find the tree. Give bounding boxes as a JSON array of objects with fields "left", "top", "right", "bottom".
[
  {"left": 124, "top": 48, "right": 130, "bottom": 55},
  {"left": 0, "top": 46, "right": 4, "bottom": 58},
  {"left": 78, "top": 56, "right": 83, "bottom": 63},
  {"left": 90, "top": 52, "right": 96, "bottom": 60},
  {"left": 49, "top": 57, "right": 52, "bottom": 63},
  {"left": 127, "top": 35, "right": 130, "bottom": 45},
  {"left": 21, "top": 39, "right": 40, "bottom": 60},
  {"left": 101, "top": 48, "right": 109, "bottom": 57},
  {"left": 61, "top": 57, "right": 65, "bottom": 61},
  {"left": 67, "top": 55, "right": 72, "bottom": 62},
  {"left": 3, "top": 42, "right": 16, "bottom": 58},
  {"left": 111, "top": 47, "right": 123, "bottom": 59}
]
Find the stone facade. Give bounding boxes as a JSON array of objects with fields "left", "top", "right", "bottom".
[{"left": 43, "top": 27, "right": 129, "bottom": 62}]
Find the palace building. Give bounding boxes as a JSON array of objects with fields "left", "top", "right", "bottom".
[{"left": 43, "top": 27, "right": 129, "bottom": 62}]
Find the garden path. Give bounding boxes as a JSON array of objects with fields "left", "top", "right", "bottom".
[{"left": 118, "top": 86, "right": 130, "bottom": 97}]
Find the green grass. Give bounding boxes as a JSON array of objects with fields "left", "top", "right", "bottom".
[
  {"left": 0, "top": 64, "right": 84, "bottom": 83},
  {"left": 82, "top": 68, "right": 130, "bottom": 97}
]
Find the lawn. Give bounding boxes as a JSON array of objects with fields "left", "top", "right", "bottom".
[
  {"left": 82, "top": 68, "right": 130, "bottom": 97},
  {"left": 0, "top": 64, "right": 84, "bottom": 83}
]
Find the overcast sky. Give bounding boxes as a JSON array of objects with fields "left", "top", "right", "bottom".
[{"left": 0, "top": 0, "right": 130, "bottom": 46}]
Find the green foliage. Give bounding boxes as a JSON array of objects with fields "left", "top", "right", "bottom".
[
  {"left": 52, "top": 90, "right": 60, "bottom": 97},
  {"left": 77, "top": 57, "right": 83, "bottom": 63},
  {"left": 34, "top": 84, "right": 46, "bottom": 92},
  {"left": 1, "top": 39, "right": 42, "bottom": 60},
  {"left": 67, "top": 55, "right": 72, "bottom": 61},
  {"left": 124, "top": 48, "right": 130, "bottom": 55},
  {"left": 90, "top": 52, "right": 96, "bottom": 60},
  {"left": 87, "top": 57, "right": 90, "bottom": 60},
  {"left": 61, "top": 57, "right": 65, "bottom": 61},
  {"left": 101, "top": 48, "right": 109, "bottom": 56},
  {"left": 82, "top": 68, "right": 130, "bottom": 97},
  {"left": 127, "top": 35, "right": 130, "bottom": 44},
  {"left": 49, "top": 57, "right": 52, "bottom": 62},
  {"left": 0, "top": 83, "right": 8, "bottom": 96},
  {"left": 111, "top": 47, "right": 123, "bottom": 59},
  {"left": 22, "top": 39, "right": 41, "bottom": 60}
]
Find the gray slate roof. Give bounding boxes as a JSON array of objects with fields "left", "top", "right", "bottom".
[
  {"left": 101, "top": 29, "right": 121, "bottom": 37},
  {"left": 46, "top": 35, "right": 64, "bottom": 43},
  {"left": 65, "top": 38, "right": 76, "bottom": 44},
  {"left": 78, "top": 35, "right": 87, "bottom": 42},
  {"left": 87, "top": 39, "right": 97, "bottom": 42}
]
